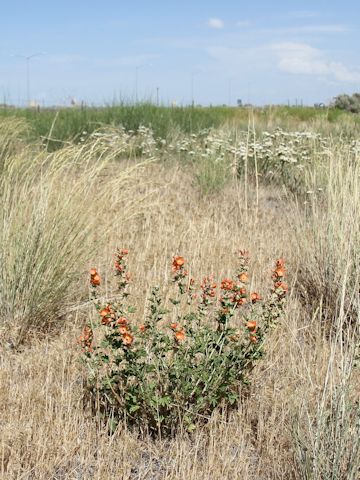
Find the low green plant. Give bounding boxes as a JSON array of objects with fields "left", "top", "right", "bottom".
[
  {"left": 79, "top": 249, "right": 287, "bottom": 436},
  {"left": 194, "top": 153, "right": 230, "bottom": 195}
]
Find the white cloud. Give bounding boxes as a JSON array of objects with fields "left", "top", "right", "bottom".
[
  {"left": 270, "top": 42, "right": 360, "bottom": 82},
  {"left": 206, "top": 41, "right": 360, "bottom": 84},
  {"left": 208, "top": 18, "right": 224, "bottom": 29}
]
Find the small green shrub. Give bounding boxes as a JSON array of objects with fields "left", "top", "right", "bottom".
[
  {"left": 79, "top": 249, "right": 287, "bottom": 436},
  {"left": 332, "top": 93, "right": 360, "bottom": 113}
]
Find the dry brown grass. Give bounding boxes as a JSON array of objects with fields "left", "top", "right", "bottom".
[{"left": 0, "top": 123, "right": 359, "bottom": 479}]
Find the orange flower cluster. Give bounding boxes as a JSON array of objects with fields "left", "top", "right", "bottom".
[
  {"left": 90, "top": 268, "right": 101, "bottom": 287},
  {"left": 170, "top": 322, "right": 186, "bottom": 341},
  {"left": 115, "top": 317, "right": 134, "bottom": 345},
  {"left": 110, "top": 315, "right": 134, "bottom": 345},
  {"left": 272, "top": 259, "right": 288, "bottom": 295},
  {"left": 246, "top": 320, "right": 257, "bottom": 343},
  {"left": 114, "top": 248, "right": 131, "bottom": 293},
  {"left": 97, "top": 302, "right": 135, "bottom": 346},
  {"left": 116, "top": 316, "right": 128, "bottom": 325},
  {"left": 114, "top": 248, "right": 129, "bottom": 273},
  {"left": 99, "top": 305, "right": 115, "bottom": 325},
  {"left": 122, "top": 332, "right": 134, "bottom": 346},
  {"left": 221, "top": 278, "right": 235, "bottom": 291},
  {"left": 238, "top": 272, "right": 249, "bottom": 283},
  {"left": 272, "top": 258, "right": 285, "bottom": 279},
  {"left": 175, "top": 330, "right": 186, "bottom": 341},
  {"left": 251, "top": 292, "right": 261, "bottom": 303},
  {"left": 219, "top": 275, "right": 248, "bottom": 309},
  {"left": 237, "top": 250, "right": 249, "bottom": 283},
  {"left": 78, "top": 325, "right": 93, "bottom": 352},
  {"left": 172, "top": 255, "right": 189, "bottom": 296}
]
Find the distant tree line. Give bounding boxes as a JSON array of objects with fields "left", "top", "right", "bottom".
[{"left": 332, "top": 93, "right": 360, "bottom": 113}]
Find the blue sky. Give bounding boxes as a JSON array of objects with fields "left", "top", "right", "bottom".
[{"left": 1, "top": 0, "right": 359, "bottom": 106}]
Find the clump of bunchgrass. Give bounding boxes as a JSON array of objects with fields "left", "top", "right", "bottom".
[
  {"left": 79, "top": 249, "right": 287, "bottom": 436},
  {"left": 0, "top": 117, "right": 31, "bottom": 172},
  {"left": 0, "top": 135, "right": 148, "bottom": 346},
  {"left": 293, "top": 145, "right": 360, "bottom": 329},
  {"left": 292, "top": 304, "right": 360, "bottom": 480}
]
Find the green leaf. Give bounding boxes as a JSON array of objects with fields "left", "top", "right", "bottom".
[{"left": 129, "top": 404, "right": 140, "bottom": 413}]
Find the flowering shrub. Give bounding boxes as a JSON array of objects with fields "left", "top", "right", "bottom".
[{"left": 79, "top": 249, "right": 287, "bottom": 436}]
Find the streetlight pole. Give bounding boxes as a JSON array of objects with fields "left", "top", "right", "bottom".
[{"left": 13, "top": 53, "right": 44, "bottom": 106}]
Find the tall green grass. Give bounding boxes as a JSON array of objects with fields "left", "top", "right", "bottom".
[
  {"left": 0, "top": 104, "right": 238, "bottom": 150},
  {"left": 0, "top": 104, "right": 357, "bottom": 151}
]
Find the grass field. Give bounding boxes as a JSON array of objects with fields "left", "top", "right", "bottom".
[
  {"left": 0, "top": 106, "right": 359, "bottom": 479},
  {"left": 0, "top": 103, "right": 358, "bottom": 150}
]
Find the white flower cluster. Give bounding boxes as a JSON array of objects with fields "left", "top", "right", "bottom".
[
  {"left": 86, "top": 125, "right": 160, "bottom": 159},
  {"left": 81, "top": 125, "right": 359, "bottom": 190}
]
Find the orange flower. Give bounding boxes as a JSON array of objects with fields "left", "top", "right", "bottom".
[
  {"left": 119, "top": 325, "right": 128, "bottom": 335},
  {"left": 172, "top": 256, "right": 185, "bottom": 271},
  {"left": 116, "top": 316, "right": 128, "bottom": 326},
  {"left": 120, "top": 249, "right": 129, "bottom": 255},
  {"left": 89, "top": 268, "right": 97, "bottom": 276},
  {"left": 249, "top": 334, "right": 257, "bottom": 343},
  {"left": 99, "top": 307, "right": 111, "bottom": 317},
  {"left": 221, "top": 278, "right": 235, "bottom": 291},
  {"left": 90, "top": 273, "right": 101, "bottom": 286},
  {"left": 122, "top": 333, "right": 134, "bottom": 346},
  {"left": 251, "top": 292, "right": 261, "bottom": 303},
  {"left": 246, "top": 320, "right": 257, "bottom": 331},
  {"left": 170, "top": 322, "right": 179, "bottom": 330},
  {"left": 139, "top": 324, "right": 146, "bottom": 332},
  {"left": 275, "top": 268, "right": 285, "bottom": 277},
  {"left": 238, "top": 272, "right": 248, "bottom": 283},
  {"left": 175, "top": 330, "right": 186, "bottom": 341}
]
